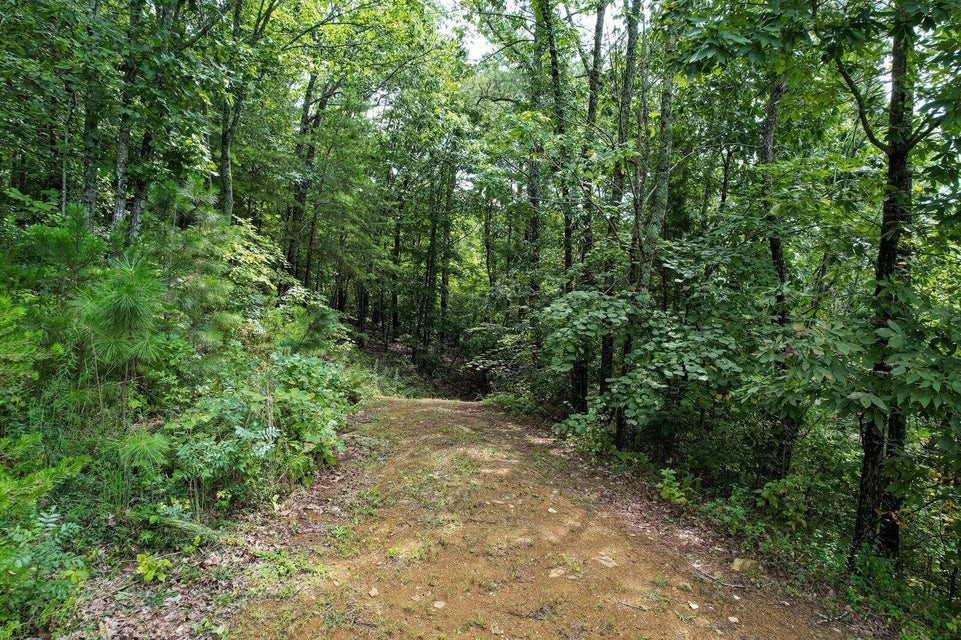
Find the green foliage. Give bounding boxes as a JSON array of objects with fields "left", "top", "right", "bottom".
[
  {"left": 0, "top": 436, "right": 85, "bottom": 635},
  {"left": 119, "top": 431, "right": 170, "bottom": 472},
  {"left": 76, "top": 257, "right": 165, "bottom": 366},
  {"left": 0, "top": 0, "right": 958, "bottom": 635},
  {"left": 0, "top": 513, "right": 86, "bottom": 633},
  {"left": 135, "top": 552, "right": 172, "bottom": 583},
  {"left": 757, "top": 476, "right": 811, "bottom": 530},
  {"left": 543, "top": 291, "right": 634, "bottom": 373},
  {"left": 0, "top": 435, "right": 84, "bottom": 521},
  {"left": 164, "top": 351, "right": 352, "bottom": 519},
  {"left": 0, "top": 298, "right": 42, "bottom": 422},
  {"left": 654, "top": 468, "right": 690, "bottom": 506},
  {"left": 0, "top": 179, "right": 360, "bottom": 634}
]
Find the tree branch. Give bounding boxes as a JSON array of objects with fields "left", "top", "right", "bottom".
[{"left": 835, "top": 58, "right": 888, "bottom": 154}]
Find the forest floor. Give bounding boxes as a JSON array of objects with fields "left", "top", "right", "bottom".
[{"left": 66, "top": 398, "right": 867, "bottom": 639}]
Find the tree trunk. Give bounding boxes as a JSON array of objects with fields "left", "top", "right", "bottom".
[
  {"left": 417, "top": 171, "right": 442, "bottom": 370},
  {"left": 851, "top": 4, "right": 914, "bottom": 561},
  {"left": 287, "top": 74, "right": 318, "bottom": 276},
  {"left": 759, "top": 74, "right": 800, "bottom": 480},
  {"left": 220, "top": 110, "right": 235, "bottom": 219},
  {"left": 570, "top": 0, "right": 607, "bottom": 416},
  {"left": 524, "top": 0, "right": 549, "bottom": 316},
  {"left": 628, "top": 17, "right": 650, "bottom": 288},
  {"left": 609, "top": 0, "right": 641, "bottom": 447},
  {"left": 219, "top": 0, "right": 245, "bottom": 219},
  {"left": 81, "top": 82, "right": 101, "bottom": 229},
  {"left": 484, "top": 201, "right": 495, "bottom": 289},
  {"left": 638, "top": 26, "right": 678, "bottom": 288},
  {"left": 355, "top": 282, "right": 369, "bottom": 333},
  {"left": 390, "top": 177, "right": 408, "bottom": 340},
  {"left": 112, "top": 0, "right": 145, "bottom": 232},
  {"left": 126, "top": 129, "right": 153, "bottom": 243}
]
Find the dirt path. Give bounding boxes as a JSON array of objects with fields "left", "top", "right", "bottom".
[{"left": 228, "top": 398, "right": 847, "bottom": 640}]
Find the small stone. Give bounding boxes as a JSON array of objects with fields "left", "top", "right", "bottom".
[
  {"left": 548, "top": 567, "right": 567, "bottom": 578},
  {"left": 731, "top": 558, "right": 759, "bottom": 572},
  {"left": 594, "top": 554, "right": 618, "bottom": 568},
  {"left": 677, "top": 582, "right": 693, "bottom": 592},
  {"left": 433, "top": 600, "right": 446, "bottom": 609},
  {"left": 728, "top": 616, "right": 739, "bottom": 624},
  {"left": 369, "top": 587, "right": 379, "bottom": 597},
  {"left": 548, "top": 508, "right": 558, "bottom": 514},
  {"left": 689, "top": 602, "right": 699, "bottom": 610}
]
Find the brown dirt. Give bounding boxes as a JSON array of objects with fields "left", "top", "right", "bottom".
[{"left": 228, "top": 398, "right": 852, "bottom": 640}]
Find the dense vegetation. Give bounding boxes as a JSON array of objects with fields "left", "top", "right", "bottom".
[{"left": 1, "top": 0, "right": 960, "bottom": 637}]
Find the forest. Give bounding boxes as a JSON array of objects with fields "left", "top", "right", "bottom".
[{"left": 1, "top": 0, "right": 960, "bottom": 637}]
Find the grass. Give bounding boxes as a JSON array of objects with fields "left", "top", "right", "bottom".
[
  {"left": 326, "top": 525, "right": 358, "bottom": 558},
  {"left": 346, "top": 486, "right": 383, "bottom": 522}
]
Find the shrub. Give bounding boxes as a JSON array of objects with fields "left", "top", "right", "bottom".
[{"left": 0, "top": 436, "right": 86, "bottom": 636}]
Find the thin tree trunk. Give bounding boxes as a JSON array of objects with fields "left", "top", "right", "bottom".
[
  {"left": 484, "top": 201, "right": 495, "bottom": 288},
  {"left": 536, "top": 0, "right": 572, "bottom": 289},
  {"left": 60, "top": 88, "right": 77, "bottom": 217},
  {"left": 220, "top": 110, "right": 236, "bottom": 219},
  {"left": 303, "top": 141, "right": 336, "bottom": 286},
  {"left": 81, "top": 82, "right": 101, "bottom": 229},
  {"left": 219, "top": 0, "right": 245, "bottom": 219},
  {"left": 759, "top": 74, "right": 800, "bottom": 480},
  {"left": 287, "top": 74, "right": 317, "bottom": 275},
  {"left": 851, "top": 2, "right": 914, "bottom": 561},
  {"left": 126, "top": 130, "right": 152, "bottom": 243},
  {"left": 638, "top": 25, "right": 678, "bottom": 288},
  {"left": 570, "top": 0, "right": 607, "bottom": 416},
  {"left": 628, "top": 16, "right": 650, "bottom": 288},
  {"left": 525, "top": 0, "right": 548, "bottom": 318},
  {"left": 112, "top": 0, "right": 145, "bottom": 232},
  {"left": 609, "top": 0, "right": 642, "bottom": 447},
  {"left": 390, "top": 177, "right": 408, "bottom": 341}
]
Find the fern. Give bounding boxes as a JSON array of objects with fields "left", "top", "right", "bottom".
[{"left": 143, "top": 512, "right": 219, "bottom": 542}]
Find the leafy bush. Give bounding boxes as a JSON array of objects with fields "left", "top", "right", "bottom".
[
  {"left": 757, "top": 475, "right": 811, "bottom": 530},
  {"left": 655, "top": 468, "right": 689, "bottom": 506},
  {"left": 0, "top": 196, "right": 365, "bottom": 634},
  {"left": 163, "top": 351, "right": 352, "bottom": 521},
  {"left": 0, "top": 436, "right": 86, "bottom": 636},
  {"left": 135, "top": 552, "right": 171, "bottom": 583},
  {"left": 0, "top": 512, "right": 86, "bottom": 633}
]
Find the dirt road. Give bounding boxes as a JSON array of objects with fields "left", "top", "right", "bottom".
[{"left": 230, "top": 398, "right": 848, "bottom": 639}]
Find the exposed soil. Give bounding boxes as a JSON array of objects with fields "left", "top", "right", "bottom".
[{"left": 223, "top": 397, "right": 853, "bottom": 640}]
